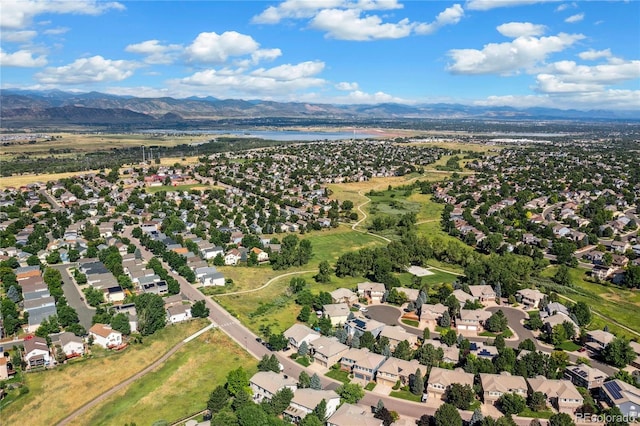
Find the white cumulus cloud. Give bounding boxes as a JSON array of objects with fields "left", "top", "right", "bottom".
[
  {"left": 466, "top": 0, "right": 560, "bottom": 11},
  {"left": 43, "top": 27, "right": 70, "bottom": 35},
  {"left": 310, "top": 8, "right": 413, "bottom": 40},
  {"left": 578, "top": 49, "right": 612, "bottom": 61},
  {"left": 447, "top": 32, "right": 584, "bottom": 75},
  {"left": 251, "top": 61, "right": 325, "bottom": 81},
  {"left": 0, "top": 48, "right": 47, "bottom": 67},
  {"left": 1, "top": 0, "right": 124, "bottom": 29},
  {"left": 252, "top": 0, "right": 402, "bottom": 24},
  {"left": 185, "top": 31, "right": 260, "bottom": 64},
  {"left": 125, "top": 40, "right": 182, "bottom": 64},
  {"left": 496, "top": 22, "right": 546, "bottom": 38},
  {"left": 35, "top": 55, "right": 139, "bottom": 84},
  {"left": 335, "top": 81, "right": 359, "bottom": 91},
  {"left": 2, "top": 30, "right": 38, "bottom": 43},
  {"left": 565, "top": 13, "right": 584, "bottom": 23},
  {"left": 415, "top": 4, "right": 464, "bottom": 35}
]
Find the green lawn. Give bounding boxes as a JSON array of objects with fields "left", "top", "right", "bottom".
[
  {"left": 365, "top": 382, "right": 376, "bottom": 391},
  {"left": 556, "top": 341, "right": 582, "bottom": 352},
  {"left": 325, "top": 369, "right": 351, "bottom": 384},
  {"left": 390, "top": 389, "right": 422, "bottom": 402},
  {"left": 145, "top": 183, "right": 223, "bottom": 193},
  {"left": 401, "top": 319, "right": 420, "bottom": 327},
  {"left": 70, "top": 329, "right": 257, "bottom": 426},
  {"left": 519, "top": 408, "right": 553, "bottom": 419},
  {"left": 296, "top": 356, "right": 311, "bottom": 367},
  {"left": 541, "top": 266, "right": 640, "bottom": 338},
  {"left": 397, "top": 270, "right": 458, "bottom": 287}
]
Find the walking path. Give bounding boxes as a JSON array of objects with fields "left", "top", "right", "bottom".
[
  {"left": 214, "top": 270, "right": 315, "bottom": 296},
  {"left": 56, "top": 322, "right": 215, "bottom": 426}
]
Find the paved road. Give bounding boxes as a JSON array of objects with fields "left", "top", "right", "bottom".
[{"left": 52, "top": 264, "right": 96, "bottom": 330}]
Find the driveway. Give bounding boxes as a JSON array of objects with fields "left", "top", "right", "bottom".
[{"left": 52, "top": 264, "right": 96, "bottom": 330}]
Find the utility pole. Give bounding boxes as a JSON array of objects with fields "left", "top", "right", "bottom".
[{"left": 141, "top": 145, "right": 145, "bottom": 163}]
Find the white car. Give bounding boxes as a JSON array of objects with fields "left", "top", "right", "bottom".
[{"left": 359, "top": 307, "right": 368, "bottom": 313}]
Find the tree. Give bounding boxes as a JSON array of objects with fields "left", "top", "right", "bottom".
[
  {"left": 360, "top": 331, "right": 375, "bottom": 351},
  {"left": 226, "top": 367, "right": 249, "bottom": 396},
  {"left": 571, "top": 301, "right": 591, "bottom": 327},
  {"left": 518, "top": 339, "right": 536, "bottom": 352},
  {"left": 298, "top": 340, "right": 309, "bottom": 357},
  {"left": 446, "top": 383, "right": 475, "bottom": 409},
  {"left": 548, "top": 413, "right": 575, "bottom": 426},
  {"left": 313, "top": 399, "right": 327, "bottom": 422},
  {"left": 258, "top": 354, "right": 280, "bottom": 372},
  {"left": 268, "top": 387, "right": 294, "bottom": 416},
  {"left": 498, "top": 393, "right": 526, "bottom": 416},
  {"left": 336, "top": 383, "right": 364, "bottom": 403},
  {"left": 553, "top": 265, "right": 572, "bottom": 286},
  {"left": 603, "top": 406, "right": 628, "bottom": 426},
  {"left": 434, "top": 403, "right": 462, "bottom": 426},
  {"left": 110, "top": 312, "right": 131, "bottom": 335},
  {"left": 236, "top": 403, "right": 270, "bottom": 426},
  {"left": 310, "top": 373, "right": 322, "bottom": 390},
  {"left": 495, "top": 334, "right": 506, "bottom": 352},
  {"left": 374, "top": 407, "right": 394, "bottom": 426},
  {"left": 393, "top": 340, "right": 413, "bottom": 360},
  {"left": 440, "top": 328, "right": 457, "bottom": 347},
  {"left": 298, "top": 305, "right": 311, "bottom": 323},
  {"left": 315, "top": 261, "right": 331, "bottom": 283},
  {"left": 602, "top": 337, "right": 636, "bottom": 368},
  {"left": 192, "top": 300, "right": 210, "bottom": 318},
  {"left": 562, "top": 321, "right": 576, "bottom": 340},
  {"left": 417, "top": 414, "right": 432, "bottom": 426},
  {"left": 422, "top": 327, "right": 430, "bottom": 341},
  {"left": 135, "top": 293, "right": 166, "bottom": 336},
  {"left": 485, "top": 310, "right": 508, "bottom": 333},
  {"left": 298, "top": 371, "right": 311, "bottom": 388},
  {"left": 300, "top": 415, "right": 323, "bottom": 426},
  {"left": 410, "top": 368, "right": 424, "bottom": 395},
  {"left": 528, "top": 391, "right": 547, "bottom": 411},
  {"left": 268, "top": 333, "right": 288, "bottom": 351},
  {"left": 207, "top": 385, "right": 230, "bottom": 414},
  {"left": 550, "top": 324, "right": 568, "bottom": 346},
  {"left": 439, "top": 310, "right": 451, "bottom": 328},
  {"left": 470, "top": 408, "right": 484, "bottom": 426},
  {"left": 83, "top": 286, "right": 104, "bottom": 307}
]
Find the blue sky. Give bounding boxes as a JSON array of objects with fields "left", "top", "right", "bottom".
[{"left": 1, "top": 0, "right": 639, "bottom": 110}]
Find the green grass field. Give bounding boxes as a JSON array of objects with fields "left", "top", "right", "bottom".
[
  {"left": 1, "top": 320, "right": 208, "bottom": 426},
  {"left": 390, "top": 389, "right": 422, "bottom": 402},
  {"left": 325, "top": 369, "right": 351, "bottom": 384},
  {"left": 541, "top": 266, "right": 640, "bottom": 339},
  {"left": 70, "top": 329, "right": 257, "bottom": 426}
]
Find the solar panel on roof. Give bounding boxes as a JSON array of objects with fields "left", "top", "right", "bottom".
[
  {"left": 578, "top": 370, "right": 588, "bottom": 378},
  {"left": 354, "top": 319, "right": 366, "bottom": 329},
  {"left": 604, "top": 381, "right": 623, "bottom": 400}
]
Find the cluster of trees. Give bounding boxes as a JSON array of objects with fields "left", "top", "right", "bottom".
[
  {"left": 146, "top": 258, "right": 181, "bottom": 295},
  {"left": 137, "top": 229, "right": 196, "bottom": 283},
  {"left": 270, "top": 235, "right": 313, "bottom": 271},
  {"left": 0, "top": 266, "right": 23, "bottom": 335}
]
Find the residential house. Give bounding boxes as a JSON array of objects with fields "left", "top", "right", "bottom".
[
  {"left": 376, "top": 357, "right": 421, "bottom": 388},
  {"left": 457, "top": 309, "right": 492, "bottom": 335},
  {"left": 629, "top": 342, "right": 640, "bottom": 369},
  {"left": 330, "top": 288, "right": 358, "bottom": 305},
  {"left": 356, "top": 282, "right": 386, "bottom": 304},
  {"left": 468, "top": 285, "right": 497, "bottom": 303},
  {"left": 283, "top": 323, "right": 321, "bottom": 350},
  {"left": 167, "top": 304, "right": 192, "bottom": 324},
  {"left": 0, "top": 357, "right": 9, "bottom": 380},
  {"left": 339, "top": 348, "right": 386, "bottom": 382},
  {"left": 470, "top": 342, "right": 499, "bottom": 360},
  {"left": 394, "top": 287, "right": 420, "bottom": 302},
  {"left": 250, "top": 247, "right": 269, "bottom": 262},
  {"left": 420, "top": 303, "right": 448, "bottom": 330},
  {"left": 379, "top": 325, "right": 418, "bottom": 350},
  {"left": 200, "top": 245, "right": 224, "bottom": 260},
  {"left": 89, "top": 324, "right": 123, "bottom": 349},
  {"left": 516, "top": 289, "right": 546, "bottom": 309},
  {"left": 427, "top": 367, "right": 474, "bottom": 401},
  {"left": 600, "top": 379, "right": 640, "bottom": 419},
  {"left": 527, "top": 376, "right": 583, "bottom": 414},
  {"left": 23, "top": 336, "right": 51, "bottom": 369},
  {"left": 224, "top": 249, "right": 241, "bottom": 266},
  {"left": 323, "top": 303, "right": 350, "bottom": 326},
  {"left": 452, "top": 289, "right": 476, "bottom": 306},
  {"left": 542, "top": 302, "right": 571, "bottom": 318},
  {"left": 194, "top": 266, "right": 225, "bottom": 286},
  {"left": 326, "top": 403, "right": 382, "bottom": 426},
  {"left": 249, "top": 371, "right": 298, "bottom": 403},
  {"left": 564, "top": 364, "right": 608, "bottom": 389},
  {"left": 586, "top": 330, "right": 616, "bottom": 352},
  {"left": 310, "top": 336, "right": 349, "bottom": 368},
  {"left": 284, "top": 388, "right": 340, "bottom": 423},
  {"left": 345, "top": 317, "right": 385, "bottom": 339},
  {"left": 50, "top": 331, "right": 85, "bottom": 359},
  {"left": 480, "top": 372, "right": 528, "bottom": 405},
  {"left": 543, "top": 313, "right": 579, "bottom": 335}
]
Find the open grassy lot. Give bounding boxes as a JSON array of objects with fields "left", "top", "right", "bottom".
[
  {"left": 327, "top": 175, "right": 421, "bottom": 207},
  {"left": 0, "top": 169, "right": 105, "bottom": 189},
  {"left": 68, "top": 329, "right": 256, "bottom": 426},
  {"left": 400, "top": 140, "right": 505, "bottom": 153},
  {"left": 541, "top": 266, "right": 640, "bottom": 338},
  {"left": 1, "top": 320, "right": 208, "bottom": 426},
  {"left": 396, "top": 270, "right": 458, "bottom": 287}
]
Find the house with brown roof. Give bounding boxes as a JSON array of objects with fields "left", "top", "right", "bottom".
[
  {"left": 89, "top": 324, "right": 123, "bottom": 349},
  {"left": 379, "top": 325, "right": 418, "bottom": 350},
  {"left": 323, "top": 303, "right": 350, "bottom": 326},
  {"left": 250, "top": 371, "right": 298, "bottom": 403},
  {"left": 376, "top": 357, "right": 421, "bottom": 388},
  {"left": 23, "top": 336, "right": 51, "bottom": 369},
  {"left": 452, "top": 289, "right": 476, "bottom": 306},
  {"left": 586, "top": 330, "right": 615, "bottom": 351},
  {"left": 527, "top": 376, "right": 583, "bottom": 414},
  {"left": 284, "top": 323, "right": 321, "bottom": 350},
  {"left": 327, "top": 403, "right": 382, "bottom": 426},
  {"left": 330, "top": 288, "right": 358, "bottom": 305},
  {"left": 600, "top": 379, "right": 640, "bottom": 419},
  {"left": 480, "top": 372, "right": 528, "bottom": 405},
  {"left": 357, "top": 282, "right": 386, "bottom": 304},
  {"left": 457, "top": 309, "right": 492, "bottom": 335},
  {"left": 427, "top": 367, "right": 474, "bottom": 401},
  {"left": 468, "top": 285, "right": 497, "bottom": 303},
  {"left": 340, "top": 348, "right": 386, "bottom": 383},
  {"left": 564, "top": 364, "right": 608, "bottom": 389},
  {"left": 420, "top": 303, "right": 448, "bottom": 330},
  {"left": 284, "top": 388, "right": 340, "bottom": 423},
  {"left": 310, "top": 336, "right": 349, "bottom": 368},
  {"left": 516, "top": 289, "right": 546, "bottom": 309}
]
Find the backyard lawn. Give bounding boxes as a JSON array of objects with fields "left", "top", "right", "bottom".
[
  {"left": 69, "top": 329, "right": 256, "bottom": 426},
  {"left": 325, "top": 368, "right": 351, "bottom": 384}
]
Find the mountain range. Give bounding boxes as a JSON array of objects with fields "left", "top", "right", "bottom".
[{"left": 1, "top": 89, "right": 638, "bottom": 128}]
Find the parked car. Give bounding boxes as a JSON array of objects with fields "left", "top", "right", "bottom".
[{"left": 578, "top": 347, "right": 587, "bottom": 353}]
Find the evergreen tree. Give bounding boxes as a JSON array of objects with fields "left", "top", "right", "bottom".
[
  {"left": 298, "top": 371, "right": 311, "bottom": 388},
  {"left": 310, "top": 373, "right": 322, "bottom": 390},
  {"left": 298, "top": 340, "right": 309, "bottom": 356},
  {"left": 313, "top": 399, "right": 327, "bottom": 422},
  {"left": 410, "top": 368, "right": 424, "bottom": 395},
  {"left": 207, "top": 385, "right": 230, "bottom": 414}
]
